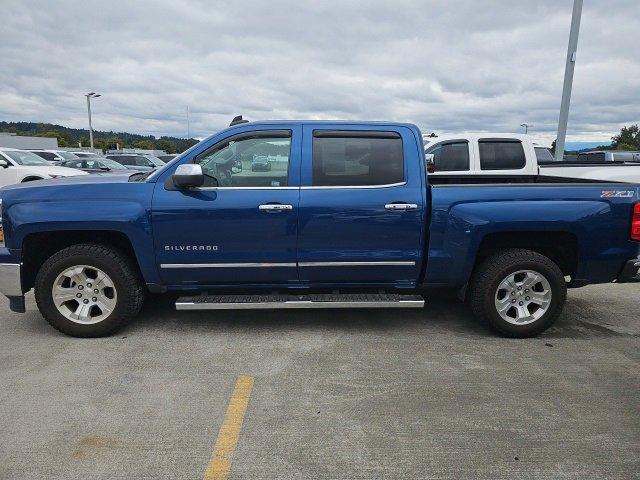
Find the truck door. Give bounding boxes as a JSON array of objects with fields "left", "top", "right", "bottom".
[
  {"left": 297, "top": 125, "right": 425, "bottom": 286},
  {"left": 151, "top": 125, "right": 301, "bottom": 286}
]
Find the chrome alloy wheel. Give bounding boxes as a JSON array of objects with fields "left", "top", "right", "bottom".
[
  {"left": 494, "top": 269, "right": 552, "bottom": 325},
  {"left": 51, "top": 265, "right": 117, "bottom": 324}
]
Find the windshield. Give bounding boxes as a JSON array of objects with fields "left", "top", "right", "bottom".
[
  {"left": 3, "top": 150, "right": 51, "bottom": 166},
  {"left": 144, "top": 155, "right": 165, "bottom": 167},
  {"left": 57, "top": 151, "right": 79, "bottom": 160},
  {"left": 77, "top": 153, "right": 102, "bottom": 158},
  {"left": 100, "top": 159, "right": 128, "bottom": 169}
]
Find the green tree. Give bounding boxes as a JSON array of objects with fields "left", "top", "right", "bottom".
[
  {"left": 132, "top": 140, "right": 154, "bottom": 150},
  {"left": 156, "top": 140, "right": 174, "bottom": 154},
  {"left": 611, "top": 124, "right": 640, "bottom": 150}
]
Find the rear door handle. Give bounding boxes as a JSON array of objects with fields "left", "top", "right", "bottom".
[
  {"left": 259, "top": 204, "right": 293, "bottom": 212},
  {"left": 385, "top": 203, "right": 418, "bottom": 211}
]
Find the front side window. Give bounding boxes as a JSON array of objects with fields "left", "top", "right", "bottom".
[
  {"left": 479, "top": 140, "right": 526, "bottom": 170},
  {"left": 426, "top": 141, "right": 470, "bottom": 171},
  {"left": 195, "top": 132, "right": 291, "bottom": 188},
  {"left": 312, "top": 133, "right": 403, "bottom": 186}
]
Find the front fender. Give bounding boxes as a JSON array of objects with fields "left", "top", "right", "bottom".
[{"left": 2, "top": 182, "right": 160, "bottom": 285}]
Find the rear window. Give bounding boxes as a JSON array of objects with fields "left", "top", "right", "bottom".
[
  {"left": 479, "top": 140, "right": 526, "bottom": 170},
  {"left": 426, "top": 141, "right": 469, "bottom": 171},
  {"left": 312, "top": 132, "right": 404, "bottom": 186}
]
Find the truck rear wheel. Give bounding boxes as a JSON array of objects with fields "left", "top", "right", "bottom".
[
  {"left": 468, "top": 249, "right": 566, "bottom": 337},
  {"left": 35, "top": 243, "right": 144, "bottom": 337}
]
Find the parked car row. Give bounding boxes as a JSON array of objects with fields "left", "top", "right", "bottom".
[{"left": 0, "top": 148, "right": 173, "bottom": 187}]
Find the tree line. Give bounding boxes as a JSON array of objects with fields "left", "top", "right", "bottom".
[
  {"left": 0, "top": 121, "right": 199, "bottom": 154},
  {"left": 2, "top": 120, "right": 639, "bottom": 154}
]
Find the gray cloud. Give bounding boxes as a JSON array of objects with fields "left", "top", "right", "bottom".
[{"left": 0, "top": 0, "right": 638, "bottom": 144}]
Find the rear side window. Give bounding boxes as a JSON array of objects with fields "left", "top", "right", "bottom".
[
  {"left": 479, "top": 140, "right": 526, "bottom": 170},
  {"left": 426, "top": 141, "right": 469, "bottom": 171},
  {"left": 534, "top": 147, "right": 555, "bottom": 162},
  {"left": 312, "top": 132, "right": 404, "bottom": 186},
  {"left": 33, "top": 151, "right": 57, "bottom": 162}
]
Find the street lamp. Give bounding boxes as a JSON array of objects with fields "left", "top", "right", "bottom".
[
  {"left": 85, "top": 92, "right": 101, "bottom": 149},
  {"left": 555, "top": 0, "right": 583, "bottom": 161},
  {"left": 520, "top": 123, "right": 533, "bottom": 134}
]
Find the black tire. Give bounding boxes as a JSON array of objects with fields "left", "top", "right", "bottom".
[
  {"left": 468, "top": 249, "right": 567, "bottom": 338},
  {"left": 35, "top": 243, "right": 144, "bottom": 337}
]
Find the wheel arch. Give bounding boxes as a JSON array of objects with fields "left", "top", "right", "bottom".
[
  {"left": 474, "top": 231, "right": 579, "bottom": 279},
  {"left": 21, "top": 230, "right": 143, "bottom": 292}
]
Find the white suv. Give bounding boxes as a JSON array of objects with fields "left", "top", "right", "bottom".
[{"left": 0, "top": 148, "right": 87, "bottom": 187}]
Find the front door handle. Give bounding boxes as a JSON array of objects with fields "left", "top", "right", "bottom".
[
  {"left": 259, "top": 204, "right": 293, "bottom": 212},
  {"left": 385, "top": 203, "right": 418, "bottom": 211}
]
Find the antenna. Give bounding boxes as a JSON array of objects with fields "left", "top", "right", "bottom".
[{"left": 229, "top": 115, "right": 249, "bottom": 126}]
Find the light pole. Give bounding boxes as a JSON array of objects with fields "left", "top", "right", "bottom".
[
  {"left": 520, "top": 123, "right": 533, "bottom": 134},
  {"left": 555, "top": 0, "right": 583, "bottom": 161},
  {"left": 187, "top": 105, "right": 190, "bottom": 139},
  {"left": 85, "top": 92, "right": 101, "bottom": 150}
]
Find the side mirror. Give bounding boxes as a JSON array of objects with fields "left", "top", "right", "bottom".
[
  {"left": 424, "top": 153, "right": 435, "bottom": 173},
  {"left": 172, "top": 164, "right": 204, "bottom": 188},
  {"left": 0, "top": 159, "right": 7, "bottom": 168}
]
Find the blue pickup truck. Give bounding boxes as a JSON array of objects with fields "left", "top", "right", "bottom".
[{"left": 0, "top": 119, "right": 639, "bottom": 338}]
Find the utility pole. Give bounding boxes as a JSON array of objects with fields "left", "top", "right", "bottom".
[
  {"left": 187, "top": 105, "right": 190, "bottom": 139},
  {"left": 520, "top": 123, "right": 533, "bottom": 134},
  {"left": 85, "top": 92, "right": 101, "bottom": 150},
  {"left": 555, "top": 0, "right": 583, "bottom": 161}
]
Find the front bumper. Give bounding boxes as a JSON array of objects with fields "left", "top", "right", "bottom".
[
  {"left": 0, "top": 263, "right": 25, "bottom": 312},
  {"left": 617, "top": 258, "right": 640, "bottom": 283},
  {"left": 0, "top": 263, "right": 22, "bottom": 297}
]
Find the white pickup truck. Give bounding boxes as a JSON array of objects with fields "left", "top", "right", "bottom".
[{"left": 423, "top": 134, "right": 640, "bottom": 184}]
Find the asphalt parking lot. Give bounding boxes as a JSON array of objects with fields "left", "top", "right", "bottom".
[{"left": 1, "top": 284, "right": 638, "bottom": 480}]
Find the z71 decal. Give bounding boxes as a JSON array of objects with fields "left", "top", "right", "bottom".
[{"left": 601, "top": 190, "right": 635, "bottom": 198}]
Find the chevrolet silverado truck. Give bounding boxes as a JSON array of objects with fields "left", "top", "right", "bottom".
[
  {"left": 0, "top": 120, "right": 639, "bottom": 338},
  {"left": 423, "top": 134, "right": 640, "bottom": 183}
]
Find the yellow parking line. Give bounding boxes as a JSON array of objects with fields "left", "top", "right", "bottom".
[{"left": 203, "top": 375, "right": 255, "bottom": 480}]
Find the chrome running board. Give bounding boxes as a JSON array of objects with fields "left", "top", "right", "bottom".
[{"left": 175, "top": 293, "right": 425, "bottom": 311}]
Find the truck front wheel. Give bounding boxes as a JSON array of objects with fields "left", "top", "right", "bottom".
[
  {"left": 468, "top": 249, "right": 567, "bottom": 337},
  {"left": 35, "top": 244, "right": 144, "bottom": 337}
]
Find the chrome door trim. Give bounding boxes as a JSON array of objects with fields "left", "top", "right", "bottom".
[
  {"left": 161, "top": 262, "right": 297, "bottom": 269},
  {"left": 192, "top": 186, "right": 299, "bottom": 191},
  {"left": 300, "top": 182, "right": 406, "bottom": 190},
  {"left": 160, "top": 260, "right": 415, "bottom": 269},
  {"left": 259, "top": 204, "right": 293, "bottom": 211},
  {"left": 298, "top": 261, "right": 415, "bottom": 267},
  {"left": 385, "top": 203, "right": 418, "bottom": 210}
]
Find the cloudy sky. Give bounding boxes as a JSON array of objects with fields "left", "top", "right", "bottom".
[{"left": 1, "top": 0, "right": 638, "bottom": 145}]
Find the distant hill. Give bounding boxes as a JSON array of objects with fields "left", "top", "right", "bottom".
[
  {"left": 565, "top": 141, "right": 611, "bottom": 152},
  {"left": 0, "top": 121, "right": 199, "bottom": 154}
]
